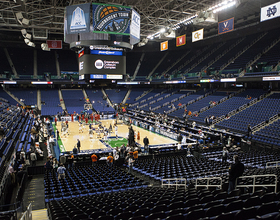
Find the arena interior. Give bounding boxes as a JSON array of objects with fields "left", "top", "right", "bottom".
[{"left": 1, "top": 0, "right": 280, "bottom": 219}]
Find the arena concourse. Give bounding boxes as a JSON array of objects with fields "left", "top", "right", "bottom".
[{"left": 1, "top": 0, "right": 280, "bottom": 219}]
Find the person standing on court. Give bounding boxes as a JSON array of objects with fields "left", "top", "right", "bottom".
[
  {"left": 228, "top": 155, "right": 244, "bottom": 193},
  {"left": 143, "top": 136, "right": 149, "bottom": 155},
  {"left": 77, "top": 139, "right": 81, "bottom": 153},
  {"left": 115, "top": 125, "right": 118, "bottom": 139}
]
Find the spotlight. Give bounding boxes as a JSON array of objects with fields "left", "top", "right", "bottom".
[
  {"left": 27, "top": 42, "right": 35, "bottom": 47},
  {"left": 25, "top": 33, "right": 31, "bottom": 40},
  {"left": 16, "top": 12, "right": 23, "bottom": 21},
  {"left": 22, "top": 18, "right": 29, "bottom": 25},
  {"left": 41, "top": 43, "right": 50, "bottom": 51},
  {"left": 21, "top": 29, "right": 27, "bottom": 35}
]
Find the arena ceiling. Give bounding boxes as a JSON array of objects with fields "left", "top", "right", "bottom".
[{"left": 0, "top": 0, "right": 278, "bottom": 41}]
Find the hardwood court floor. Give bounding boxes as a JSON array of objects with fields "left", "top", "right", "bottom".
[{"left": 56, "top": 120, "right": 177, "bottom": 152}]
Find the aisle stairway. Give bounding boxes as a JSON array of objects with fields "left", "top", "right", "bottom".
[{"left": 32, "top": 209, "right": 48, "bottom": 220}]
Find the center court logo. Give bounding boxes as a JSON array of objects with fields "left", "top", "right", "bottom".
[
  {"left": 95, "top": 59, "right": 104, "bottom": 69},
  {"left": 93, "top": 5, "right": 130, "bottom": 33}
]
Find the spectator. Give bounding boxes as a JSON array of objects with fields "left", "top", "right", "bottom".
[
  {"left": 30, "top": 151, "right": 37, "bottom": 167},
  {"left": 45, "top": 157, "right": 52, "bottom": 171},
  {"left": 114, "top": 152, "right": 119, "bottom": 166},
  {"left": 57, "top": 164, "right": 66, "bottom": 181},
  {"left": 222, "top": 147, "right": 229, "bottom": 164},
  {"left": 143, "top": 136, "right": 149, "bottom": 155},
  {"left": 120, "top": 144, "right": 126, "bottom": 158},
  {"left": 228, "top": 155, "right": 244, "bottom": 193},
  {"left": 133, "top": 148, "right": 138, "bottom": 162},
  {"left": 53, "top": 158, "right": 59, "bottom": 172},
  {"left": 26, "top": 149, "right": 32, "bottom": 161},
  {"left": 247, "top": 124, "right": 252, "bottom": 137},
  {"left": 20, "top": 148, "right": 26, "bottom": 164},
  {"left": 107, "top": 153, "right": 114, "bottom": 167},
  {"left": 73, "top": 146, "right": 78, "bottom": 155},
  {"left": 128, "top": 156, "right": 134, "bottom": 173},
  {"left": 91, "top": 153, "right": 98, "bottom": 166},
  {"left": 60, "top": 154, "right": 66, "bottom": 166},
  {"left": 68, "top": 154, "right": 74, "bottom": 169},
  {"left": 9, "top": 163, "right": 16, "bottom": 184}
]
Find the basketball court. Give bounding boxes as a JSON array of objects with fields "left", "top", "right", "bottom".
[{"left": 56, "top": 119, "right": 178, "bottom": 152}]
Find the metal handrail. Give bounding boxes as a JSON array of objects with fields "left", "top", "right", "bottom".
[
  {"left": 161, "top": 178, "right": 187, "bottom": 190},
  {"left": 266, "top": 161, "right": 280, "bottom": 169},
  {"left": 195, "top": 177, "right": 222, "bottom": 189},
  {"left": 236, "top": 174, "right": 277, "bottom": 193}
]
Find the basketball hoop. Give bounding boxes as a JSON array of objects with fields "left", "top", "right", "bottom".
[{"left": 84, "top": 104, "right": 92, "bottom": 111}]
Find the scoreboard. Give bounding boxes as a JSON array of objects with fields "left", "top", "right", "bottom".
[{"left": 78, "top": 49, "right": 126, "bottom": 80}]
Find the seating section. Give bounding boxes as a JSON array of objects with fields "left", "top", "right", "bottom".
[
  {"left": 126, "top": 89, "right": 148, "bottom": 104},
  {"left": 0, "top": 48, "right": 11, "bottom": 76},
  {"left": 133, "top": 150, "right": 280, "bottom": 185},
  {"left": 155, "top": 90, "right": 211, "bottom": 114},
  {"left": 44, "top": 164, "right": 147, "bottom": 203},
  {"left": 256, "top": 40, "right": 280, "bottom": 68},
  {"left": 133, "top": 155, "right": 229, "bottom": 182},
  {"left": 48, "top": 186, "right": 280, "bottom": 220},
  {"left": 86, "top": 89, "right": 114, "bottom": 112},
  {"left": 126, "top": 52, "right": 143, "bottom": 76},
  {"left": 0, "top": 101, "right": 32, "bottom": 193},
  {"left": 147, "top": 91, "right": 185, "bottom": 111},
  {"left": 253, "top": 119, "right": 280, "bottom": 147},
  {"left": 216, "top": 93, "right": 280, "bottom": 134},
  {"left": 37, "top": 50, "right": 57, "bottom": 76},
  {"left": 56, "top": 50, "right": 78, "bottom": 73},
  {"left": 9, "top": 89, "right": 37, "bottom": 106},
  {"left": 105, "top": 89, "right": 128, "bottom": 105},
  {"left": 62, "top": 89, "right": 85, "bottom": 114},
  {"left": 0, "top": 89, "right": 19, "bottom": 106},
  {"left": 137, "top": 52, "right": 166, "bottom": 76},
  {"left": 140, "top": 89, "right": 177, "bottom": 111},
  {"left": 169, "top": 91, "right": 227, "bottom": 118},
  {"left": 190, "top": 89, "right": 266, "bottom": 124},
  {"left": 8, "top": 48, "right": 34, "bottom": 76},
  {"left": 41, "top": 89, "right": 62, "bottom": 116}
]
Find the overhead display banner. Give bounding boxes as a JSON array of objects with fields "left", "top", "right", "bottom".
[
  {"left": 92, "top": 3, "right": 131, "bottom": 35},
  {"left": 261, "top": 1, "right": 280, "bottom": 22},
  {"left": 176, "top": 34, "right": 186, "bottom": 47},
  {"left": 218, "top": 17, "right": 234, "bottom": 34},
  {"left": 192, "top": 28, "right": 204, "bottom": 42},
  {"left": 66, "top": 3, "right": 91, "bottom": 34},
  {"left": 130, "top": 9, "right": 141, "bottom": 45},
  {"left": 160, "top": 41, "right": 168, "bottom": 51}
]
